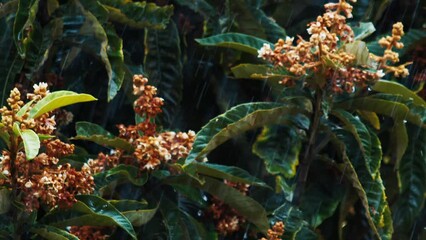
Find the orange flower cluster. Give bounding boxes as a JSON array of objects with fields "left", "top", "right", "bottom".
[
  {"left": 260, "top": 221, "right": 285, "bottom": 240},
  {"left": 0, "top": 84, "right": 94, "bottom": 211},
  {"left": 257, "top": 0, "right": 410, "bottom": 93},
  {"left": 88, "top": 75, "right": 195, "bottom": 173},
  {"left": 207, "top": 180, "right": 250, "bottom": 236},
  {"left": 69, "top": 226, "right": 110, "bottom": 240}
]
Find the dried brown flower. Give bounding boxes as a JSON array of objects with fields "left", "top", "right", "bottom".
[{"left": 260, "top": 221, "right": 285, "bottom": 240}]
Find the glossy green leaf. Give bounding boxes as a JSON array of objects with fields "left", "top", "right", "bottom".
[
  {"left": 336, "top": 97, "right": 424, "bottom": 127},
  {"left": 109, "top": 200, "right": 156, "bottom": 227},
  {"left": 31, "top": 225, "right": 79, "bottom": 240},
  {"left": 357, "top": 110, "right": 380, "bottom": 130},
  {"left": 105, "top": 164, "right": 148, "bottom": 186},
  {"left": 41, "top": 195, "right": 136, "bottom": 239},
  {"left": 173, "top": 0, "right": 215, "bottom": 18},
  {"left": 231, "top": 63, "right": 287, "bottom": 81},
  {"left": 20, "top": 129, "right": 40, "bottom": 160},
  {"left": 144, "top": 22, "right": 182, "bottom": 126},
  {"left": 196, "top": 33, "right": 273, "bottom": 56},
  {"left": 164, "top": 175, "right": 269, "bottom": 234},
  {"left": 392, "top": 120, "right": 408, "bottom": 169},
  {"left": 393, "top": 126, "right": 426, "bottom": 237},
  {"left": 351, "top": 22, "right": 376, "bottom": 40},
  {"left": 28, "top": 91, "right": 97, "bottom": 119},
  {"left": 185, "top": 101, "right": 312, "bottom": 165},
  {"left": 187, "top": 162, "right": 268, "bottom": 187},
  {"left": 342, "top": 40, "right": 370, "bottom": 66},
  {"left": 100, "top": 0, "right": 173, "bottom": 29},
  {"left": 73, "top": 121, "right": 133, "bottom": 152},
  {"left": 253, "top": 125, "right": 303, "bottom": 178},
  {"left": 372, "top": 80, "right": 426, "bottom": 107},
  {"left": 332, "top": 109, "right": 381, "bottom": 178},
  {"left": 16, "top": 100, "right": 34, "bottom": 117}
]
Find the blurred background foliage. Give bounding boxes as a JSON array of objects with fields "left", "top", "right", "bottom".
[{"left": 0, "top": 0, "right": 425, "bottom": 239}]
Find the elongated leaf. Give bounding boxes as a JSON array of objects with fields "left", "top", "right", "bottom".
[
  {"left": 372, "top": 80, "right": 426, "bottom": 107},
  {"left": 173, "top": 0, "right": 215, "bottom": 18},
  {"left": 100, "top": 0, "right": 173, "bottom": 29},
  {"left": 31, "top": 225, "right": 79, "bottom": 240},
  {"left": 392, "top": 120, "right": 408, "bottom": 169},
  {"left": 336, "top": 97, "right": 424, "bottom": 127},
  {"left": 188, "top": 162, "right": 268, "bottom": 187},
  {"left": 144, "top": 22, "right": 182, "bottom": 126},
  {"left": 110, "top": 200, "right": 156, "bottom": 227},
  {"left": 13, "top": 0, "right": 39, "bottom": 57},
  {"left": 332, "top": 110, "right": 381, "bottom": 178},
  {"left": 28, "top": 91, "right": 97, "bottom": 118},
  {"left": 42, "top": 195, "right": 136, "bottom": 239},
  {"left": 393, "top": 126, "right": 426, "bottom": 237},
  {"left": 74, "top": 121, "right": 133, "bottom": 152},
  {"left": 253, "top": 125, "right": 303, "bottom": 178},
  {"left": 185, "top": 101, "right": 312, "bottom": 165},
  {"left": 19, "top": 129, "right": 40, "bottom": 160},
  {"left": 164, "top": 175, "right": 269, "bottom": 233},
  {"left": 357, "top": 110, "right": 380, "bottom": 130},
  {"left": 196, "top": 33, "right": 272, "bottom": 56},
  {"left": 105, "top": 25, "right": 125, "bottom": 101}
]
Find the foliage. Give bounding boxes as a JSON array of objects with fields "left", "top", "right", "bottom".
[{"left": 0, "top": 0, "right": 425, "bottom": 239}]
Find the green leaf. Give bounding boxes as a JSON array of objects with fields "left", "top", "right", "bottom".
[
  {"left": 372, "top": 80, "right": 426, "bottom": 107},
  {"left": 253, "top": 125, "right": 303, "bottom": 178},
  {"left": 186, "top": 162, "right": 268, "bottom": 187},
  {"left": 31, "top": 225, "right": 79, "bottom": 240},
  {"left": 13, "top": 0, "right": 39, "bottom": 57},
  {"left": 336, "top": 97, "right": 424, "bottom": 127},
  {"left": 392, "top": 120, "right": 408, "bottom": 169},
  {"left": 16, "top": 100, "right": 34, "bottom": 117},
  {"left": 109, "top": 200, "right": 156, "bottom": 227},
  {"left": 196, "top": 33, "right": 273, "bottom": 56},
  {"left": 185, "top": 101, "right": 312, "bottom": 165},
  {"left": 351, "top": 22, "right": 376, "bottom": 40},
  {"left": 0, "top": 0, "right": 19, "bottom": 19},
  {"left": 73, "top": 121, "right": 133, "bottom": 152},
  {"left": 105, "top": 25, "right": 125, "bottom": 101},
  {"left": 164, "top": 175, "right": 269, "bottom": 234},
  {"left": 357, "top": 110, "right": 380, "bottom": 130},
  {"left": 41, "top": 195, "right": 136, "bottom": 239},
  {"left": 105, "top": 164, "right": 148, "bottom": 186},
  {"left": 144, "top": 22, "right": 182, "bottom": 126},
  {"left": 393, "top": 126, "right": 426, "bottom": 237},
  {"left": 20, "top": 129, "right": 40, "bottom": 160},
  {"left": 100, "top": 0, "right": 173, "bottom": 29},
  {"left": 332, "top": 110, "right": 381, "bottom": 178},
  {"left": 0, "top": 188, "right": 11, "bottom": 214},
  {"left": 28, "top": 91, "right": 97, "bottom": 119},
  {"left": 342, "top": 40, "right": 370, "bottom": 66}
]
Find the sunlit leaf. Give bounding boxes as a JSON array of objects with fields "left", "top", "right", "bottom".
[
  {"left": 28, "top": 91, "right": 97, "bottom": 119},
  {"left": 19, "top": 128, "right": 40, "bottom": 160},
  {"left": 372, "top": 80, "right": 426, "bottom": 107}
]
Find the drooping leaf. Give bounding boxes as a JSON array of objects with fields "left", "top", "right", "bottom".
[
  {"left": 196, "top": 33, "right": 273, "bottom": 56},
  {"left": 28, "top": 91, "right": 97, "bottom": 119},
  {"left": 185, "top": 100, "right": 312, "bottom": 165},
  {"left": 19, "top": 128, "right": 40, "bottom": 160},
  {"left": 393, "top": 126, "right": 426, "bottom": 237},
  {"left": 336, "top": 97, "right": 424, "bottom": 127},
  {"left": 31, "top": 225, "right": 79, "bottom": 240},
  {"left": 73, "top": 121, "right": 133, "bottom": 152},
  {"left": 371, "top": 80, "right": 426, "bottom": 107},
  {"left": 41, "top": 195, "right": 136, "bottom": 239},
  {"left": 100, "top": 0, "right": 173, "bottom": 29},
  {"left": 164, "top": 175, "right": 269, "bottom": 234},
  {"left": 253, "top": 125, "right": 303, "bottom": 178},
  {"left": 144, "top": 22, "right": 182, "bottom": 127},
  {"left": 332, "top": 109, "right": 381, "bottom": 178},
  {"left": 392, "top": 120, "right": 408, "bottom": 169},
  {"left": 186, "top": 162, "right": 269, "bottom": 187}
]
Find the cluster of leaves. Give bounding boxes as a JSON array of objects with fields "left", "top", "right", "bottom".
[{"left": 0, "top": 0, "right": 425, "bottom": 239}]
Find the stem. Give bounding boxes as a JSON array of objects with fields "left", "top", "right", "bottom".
[
  {"left": 9, "top": 135, "right": 22, "bottom": 240},
  {"left": 292, "top": 88, "right": 323, "bottom": 205}
]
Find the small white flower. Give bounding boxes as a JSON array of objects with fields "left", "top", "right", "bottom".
[
  {"left": 307, "top": 26, "right": 313, "bottom": 35},
  {"left": 285, "top": 36, "right": 294, "bottom": 43},
  {"left": 319, "top": 31, "right": 327, "bottom": 41},
  {"left": 2, "top": 169, "right": 10, "bottom": 176},
  {"left": 25, "top": 181, "right": 33, "bottom": 188},
  {"left": 257, "top": 43, "right": 272, "bottom": 58},
  {"left": 376, "top": 69, "right": 385, "bottom": 78}
]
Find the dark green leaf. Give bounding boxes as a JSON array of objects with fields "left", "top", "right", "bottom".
[
  {"left": 105, "top": 164, "right": 148, "bottom": 186},
  {"left": 41, "top": 195, "right": 136, "bottom": 239},
  {"left": 13, "top": 0, "right": 39, "bottom": 57},
  {"left": 109, "top": 200, "right": 156, "bottom": 227},
  {"left": 372, "top": 80, "right": 426, "bottom": 107},
  {"left": 31, "top": 225, "right": 79, "bottom": 240},
  {"left": 73, "top": 121, "right": 133, "bottom": 152},
  {"left": 196, "top": 33, "right": 273, "bottom": 56},
  {"left": 144, "top": 22, "right": 182, "bottom": 127},
  {"left": 105, "top": 25, "right": 125, "bottom": 101}
]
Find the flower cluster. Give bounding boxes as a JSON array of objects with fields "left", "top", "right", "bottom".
[
  {"left": 88, "top": 75, "right": 195, "bottom": 173},
  {"left": 259, "top": 221, "right": 285, "bottom": 240},
  {"left": 69, "top": 226, "right": 110, "bottom": 240},
  {"left": 207, "top": 180, "right": 250, "bottom": 236},
  {"left": 257, "top": 0, "right": 410, "bottom": 93},
  {"left": 0, "top": 84, "right": 94, "bottom": 211}
]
